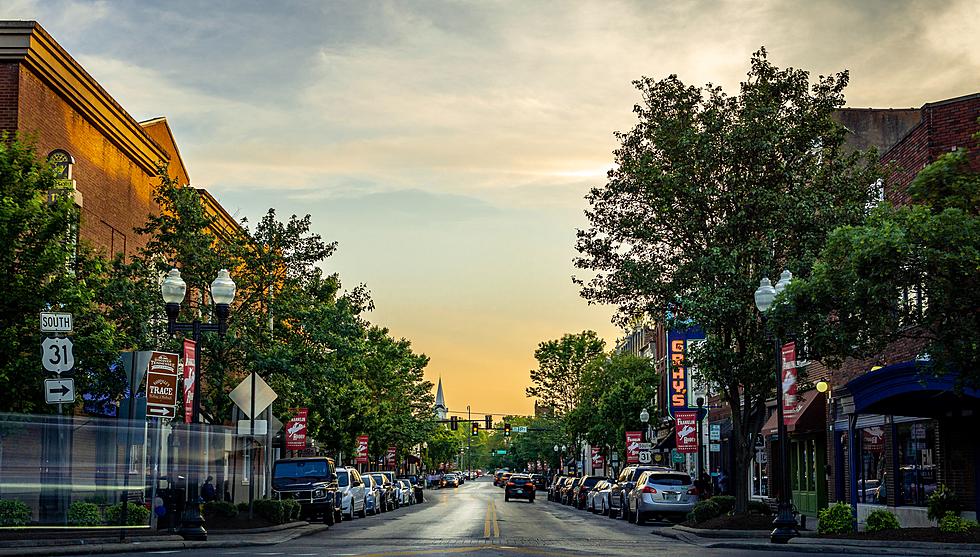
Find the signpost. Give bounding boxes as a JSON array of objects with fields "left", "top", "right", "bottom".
[
  {"left": 41, "top": 337, "right": 74, "bottom": 374},
  {"left": 44, "top": 378, "right": 74, "bottom": 404}
]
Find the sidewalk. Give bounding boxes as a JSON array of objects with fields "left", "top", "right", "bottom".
[
  {"left": 649, "top": 525, "right": 980, "bottom": 556},
  {"left": 0, "top": 521, "right": 328, "bottom": 556}
]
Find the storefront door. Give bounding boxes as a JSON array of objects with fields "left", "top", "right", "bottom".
[{"left": 790, "top": 435, "right": 826, "bottom": 517}]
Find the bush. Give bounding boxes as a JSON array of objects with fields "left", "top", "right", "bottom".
[
  {"left": 280, "top": 499, "right": 301, "bottom": 522},
  {"left": 203, "top": 501, "right": 238, "bottom": 519},
  {"left": 236, "top": 502, "right": 249, "bottom": 513},
  {"left": 104, "top": 502, "right": 150, "bottom": 526},
  {"left": 0, "top": 499, "right": 31, "bottom": 527},
  {"left": 927, "top": 484, "right": 961, "bottom": 522},
  {"left": 253, "top": 499, "right": 296, "bottom": 524},
  {"left": 865, "top": 509, "right": 900, "bottom": 533},
  {"left": 67, "top": 501, "right": 103, "bottom": 526},
  {"left": 710, "top": 495, "right": 735, "bottom": 514},
  {"left": 938, "top": 511, "right": 979, "bottom": 534},
  {"left": 689, "top": 499, "right": 721, "bottom": 524},
  {"left": 817, "top": 502, "right": 854, "bottom": 535},
  {"left": 747, "top": 500, "right": 773, "bottom": 515}
]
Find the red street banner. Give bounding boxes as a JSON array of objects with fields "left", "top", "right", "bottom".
[
  {"left": 386, "top": 446, "right": 397, "bottom": 467},
  {"left": 625, "top": 431, "right": 642, "bottom": 464},
  {"left": 675, "top": 410, "right": 699, "bottom": 454},
  {"left": 781, "top": 341, "right": 798, "bottom": 426},
  {"left": 355, "top": 435, "right": 369, "bottom": 464},
  {"left": 285, "top": 408, "right": 308, "bottom": 450},
  {"left": 182, "top": 340, "right": 196, "bottom": 424},
  {"left": 591, "top": 446, "right": 604, "bottom": 470}
]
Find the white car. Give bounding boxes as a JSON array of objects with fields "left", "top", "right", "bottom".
[
  {"left": 363, "top": 474, "right": 383, "bottom": 515},
  {"left": 589, "top": 480, "right": 612, "bottom": 515},
  {"left": 337, "top": 467, "right": 367, "bottom": 520},
  {"left": 396, "top": 479, "right": 416, "bottom": 506}
]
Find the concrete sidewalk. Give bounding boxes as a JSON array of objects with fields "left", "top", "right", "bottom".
[
  {"left": 649, "top": 525, "right": 980, "bottom": 556},
  {"left": 0, "top": 521, "right": 328, "bottom": 556}
]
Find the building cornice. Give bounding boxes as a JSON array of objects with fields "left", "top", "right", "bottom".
[{"left": 0, "top": 21, "right": 168, "bottom": 174}]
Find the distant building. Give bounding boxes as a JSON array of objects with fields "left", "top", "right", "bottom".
[{"left": 433, "top": 378, "right": 448, "bottom": 421}]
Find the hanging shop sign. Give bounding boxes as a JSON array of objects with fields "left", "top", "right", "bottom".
[
  {"left": 674, "top": 410, "right": 699, "bottom": 454},
  {"left": 667, "top": 327, "right": 706, "bottom": 417},
  {"left": 781, "top": 341, "right": 798, "bottom": 426},
  {"left": 625, "top": 431, "right": 642, "bottom": 464}
]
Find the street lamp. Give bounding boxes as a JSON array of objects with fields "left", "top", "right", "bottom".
[
  {"left": 162, "top": 268, "right": 236, "bottom": 541},
  {"left": 755, "top": 271, "right": 799, "bottom": 544},
  {"left": 695, "top": 396, "right": 705, "bottom": 484},
  {"left": 639, "top": 407, "right": 650, "bottom": 444}
]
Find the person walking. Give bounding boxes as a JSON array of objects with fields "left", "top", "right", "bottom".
[{"left": 201, "top": 476, "right": 217, "bottom": 502}]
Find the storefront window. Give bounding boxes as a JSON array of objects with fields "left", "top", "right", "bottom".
[
  {"left": 751, "top": 454, "right": 768, "bottom": 497},
  {"left": 897, "top": 420, "right": 936, "bottom": 506},
  {"left": 858, "top": 426, "right": 887, "bottom": 504}
]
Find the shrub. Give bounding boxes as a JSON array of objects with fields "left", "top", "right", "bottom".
[
  {"left": 938, "top": 511, "right": 978, "bottom": 534},
  {"left": 689, "top": 499, "right": 721, "bottom": 524},
  {"left": 203, "top": 501, "right": 238, "bottom": 519},
  {"left": 253, "top": 499, "right": 294, "bottom": 524},
  {"left": 280, "top": 499, "right": 301, "bottom": 522},
  {"left": 236, "top": 502, "right": 249, "bottom": 513},
  {"left": 0, "top": 499, "right": 31, "bottom": 527},
  {"left": 927, "top": 484, "right": 961, "bottom": 522},
  {"left": 67, "top": 501, "right": 103, "bottom": 526},
  {"left": 747, "top": 500, "right": 773, "bottom": 515},
  {"left": 817, "top": 502, "right": 854, "bottom": 535},
  {"left": 865, "top": 509, "right": 900, "bottom": 533},
  {"left": 710, "top": 495, "right": 736, "bottom": 515},
  {"left": 104, "top": 502, "right": 150, "bottom": 526}
]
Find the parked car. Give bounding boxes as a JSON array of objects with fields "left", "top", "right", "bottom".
[
  {"left": 548, "top": 476, "right": 567, "bottom": 501},
  {"left": 336, "top": 466, "right": 367, "bottom": 520},
  {"left": 396, "top": 479, "right": 416, "bottom": 506},
  {"left": 588, "top": 480, "right": 610, "bottom": 513},
  {"left": 271, "top": 456, "right": 343, "bottom": 525},
  {"left": 531, "top": 474, "right": 547, "bottom": 492},
  {"left": 573, "top": 475, "right": 603, "bottom": 509},
  {"left": 562, "top": 477, "right": 582, "bottom": 505},
  {"left": 609, "top": 465, "right": 669, "bottom": 519},
  {"left": 369, "top": 472, "right": 397, "bottom": 512},
  {"left": 497, "top": 471, "right": 512, "bottom": 487},
  {"left": 625, "top": 470, "right": 698, "bottom": 524},
  {"left": 442, "top": 473, "right": 460, "bottom": 488},
  {"left": 504, "top": 473, "right": 535, "bottom": 503},
  {"left": 398, "top": 475, "right": 425, "bottom": 503},
  {"left": 363, "top": 474, "right": 383, "bottom": 515}
]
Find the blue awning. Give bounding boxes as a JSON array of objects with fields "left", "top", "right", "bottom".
[{"left": 842, "top": 360, "right": 979, "bottom": 418}]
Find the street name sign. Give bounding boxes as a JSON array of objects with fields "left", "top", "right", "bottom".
[
  {"left": 495, "top": 449, "right": 507, "bottom": 455},
  {"left": 513, "top": 426, "right": 528, "bottom": 433},
  {"left": 40, "top": 312, "right": 73, "bottom": 332},
  {"left": 229, "top": 373, "right": 278, "bottom": 418},
  {"left": 44, "top": 378, "right": 74, "bottom": 404},
  {"left": 41, "top": 336, "right": 74, "bottom": 373}
]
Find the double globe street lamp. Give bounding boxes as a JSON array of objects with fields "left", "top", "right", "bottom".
[
  {"left": 160, "top": 268, "right": 236, "bottom": 541},
  {"left": 754, "top": 270, "right": 800, "bottom": 544}
]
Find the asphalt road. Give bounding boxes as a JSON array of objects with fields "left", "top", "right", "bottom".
[{"left": 100, "top": 478, "right": 855, "bottom": 557}]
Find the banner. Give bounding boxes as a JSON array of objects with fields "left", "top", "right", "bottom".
[
  {"left": 675, "top": 410, "right": 699, "bottom": 454},
  {"left": 182, "top": 339, "right": 196, "bottom": 424},
  {"left": 781, "top": 341, "right": 798, "bottom": 425},
  {"left": 863, "top": 426, "right": 885, "bottom": 453},
  {"left": 667, "top": 327, "right": 706, "bottom": 417},
  {"left": 285, "top": 408, "right": 308, "bottom": 450},
  {"left": 625, "top": 431, "right": 642, "bottom": 464},
  {"left": 355, "top": 435, "right": 369, "bottom": 464},
  {"left": 386, "top": 446, "right": 397, "bottom": 467},
  {"left": 591, "top": 446, "right": 604, "bottom": 471}
]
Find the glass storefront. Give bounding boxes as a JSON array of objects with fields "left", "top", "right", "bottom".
[
  {"left": 858, "top": 426, "right": 887, "bottom": 504},
  {"left": 897, "top": 420, "right": 937, "bottom": 507}
]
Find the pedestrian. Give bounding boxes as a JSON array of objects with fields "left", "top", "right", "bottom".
[
  {"left": 201, "top": 476, "right": 217, "bottom": 502},
  {"left": 697, "top": 469, "right": 712, "bottom": 499}
]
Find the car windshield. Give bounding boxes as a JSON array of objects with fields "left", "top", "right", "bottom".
[
  {"left": 582, "top": 477, "right": 600, "bottom": 488},
  {"left": 371, "top": 474, "right": 387, "bottom": 485},
  {"left": 445, "top": 474, "right": 456, "bottom": 479},
  {"left": 647, "top": 473, "right": 692, "bottom": 486},
  {"left": 337, "top": 469, "right": 349, "bottom": 487},
  {"left": 274, "top": 460, "right": 331, "bottom": 480}
]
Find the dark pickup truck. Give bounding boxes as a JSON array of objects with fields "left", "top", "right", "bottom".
[{"left": 272, "top": 456, "right": 343, "bottom": 525}]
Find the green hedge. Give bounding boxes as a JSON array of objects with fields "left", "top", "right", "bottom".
[
  {"left": 688, "top": 500, "right": 721, "bottom": 524},
  {"left": 67, "top": 501, "right": 103, "bottom": 527},
  {"left": 938, "top": 511, "right": 979, "bottom": 534},
  {"left": 927, "top": 484, "right": 961, "bottom": 522},
  {"left": 203, "top": 501, "right": 238, "bottom": 519},
  {"left": 865, "top": 509, "right": 900, "bottom": 533},
  {"left": 711, "top": 496, "right": 735, "bottom": 515},
  {"left": 0, "top": 499, "right": 31, "bottom": 527},
  {"left": 817, "top": 502, "right": 854, "bottom": 535},
  {"left": 253, "top": 499, "right": 300, "bottom": 524},
  {"left": 104, "top": 502, "right": 150, "bottom": 526}
]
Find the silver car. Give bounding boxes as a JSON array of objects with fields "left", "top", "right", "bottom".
[
  {"left": 363, "top": 474, "right": 383, "bottom": 515},
  {"left": 589, "top": 480, "right": 612, "bottom": 515},
  {"left": 396, "top": 479, "right": 415, "bottom": 506},
  {"left": 625, "top": 470, "right": 698, "bottom": 524},
  {"left": 337, "top": 467, "right": 367, "bottom": 520}
]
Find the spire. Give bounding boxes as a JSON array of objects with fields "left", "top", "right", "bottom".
[{"left": 434, "top": 377, "right": 447, "bottom": 420}]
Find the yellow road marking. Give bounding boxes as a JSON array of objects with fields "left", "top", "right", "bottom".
[
  {"left": 483, "top": 497, "right": 500, "bottom": 539},
  {"left": 351, "top": 548, "right": 486, "bottom": 557},
  {"left": 483, "top": 499, "right": 492, "bottom": 538}
]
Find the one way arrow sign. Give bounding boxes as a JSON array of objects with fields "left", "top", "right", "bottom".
[{"left": 44, "top": 378, "right": 75, "bottom": 404}]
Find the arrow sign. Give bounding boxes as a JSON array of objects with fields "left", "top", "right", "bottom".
[
  {"left": 44, "top": 378, "right": 75, "bottom": 404},
  {"left": 147, "top": 406, "right": 176, "bottom": 419}
]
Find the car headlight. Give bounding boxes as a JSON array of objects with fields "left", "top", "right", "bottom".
[{"left": 314, "top": 488, "right": 327, "bottom": 499}]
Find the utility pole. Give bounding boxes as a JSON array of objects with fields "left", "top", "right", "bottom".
[{"left": 467, "top": 405, "right": 471, "bottom": 475}]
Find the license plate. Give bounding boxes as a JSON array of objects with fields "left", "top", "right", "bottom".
[{"left": 514, "top": 489, "right": 522, "bottom": 494}]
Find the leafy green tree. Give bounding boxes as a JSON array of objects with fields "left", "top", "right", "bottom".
[
  {"left": 574, "top": 50, "right": 880, "bottom": 511},
  {"left": 784, "top": 126, "right": 980, "bottom": 385},
  {"left": 526, "top": 331, "right": 606, "bottom": 415}
]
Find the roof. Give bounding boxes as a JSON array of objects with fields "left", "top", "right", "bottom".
[{"left": 434, "top": 377, "right": 446, "bottom": 409}]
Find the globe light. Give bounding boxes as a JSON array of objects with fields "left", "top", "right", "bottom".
[
  {"left": 554, "top": 445, "right": 559, "bottom": 452},
  {"left": 211, "top": 269, "right": 236, "bottom": 305},
  {"left": 639, "top": 408, "right": 650, "bottom": 424},
  {"left": 816, "top": 381, "right": 829, "bottom": 393},
  {"left": 754, "top": 277, "right": 776, "bottom": 313},
  {"left": 774, "top": 269, "right": 793, "bottom": 295},
  {"left": 161, "top": 268, "right": 187, "bottom": 305}
]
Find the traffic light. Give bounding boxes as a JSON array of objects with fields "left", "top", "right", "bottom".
[
  {"left": 471, "top": 422, "right": 479, "bottom": 437},
  {"left": 485, "top": 414, "right": 493, "bottom": 430},
  {"left": 450, "top": 416, "right": 458, "bottom": 431},
  {"left": 503, "top": 423, "right": 511, "bottom": 436}
]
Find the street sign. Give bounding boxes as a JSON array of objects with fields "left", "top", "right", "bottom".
[
  {"left": 147, "top": 405, "right": 176, "bottom": 419},
  {"left": 44, "top": 378, "right": 74, "bottom": 404},
  {"left": 710, "top": 424, "right": 721, "bottom": 441},
  {"left": 514, "top": 426, "right": 528, "bottom": 433},
  {"left": 755, "top": 449, "right": 767, "bottom": 464},
  {"left": 637, "top": 442, "right": 652, "bottom": 450},
  {"left": 145, "top": 352, "right": 179, "bottom": 420},
  {"left": 41, "top": 337, "right": 74, "bottom": 373},
  {"left": 495, "top": 449, "right": 507, "bottom": 455},
  {"left": 710, "top": 443, "right": 721, "bottom": 452},
  {"left": 671, "top": 449, "right": 685, "bottom": 463},
  {"left": 637, "top": 449, "right": 652, "bottom": 464},
  {"left": 237, "top": 419, "right": 268, "bottom": 436},
  {"left": 229, "top": 373, "right": 278, "bottom": 418},
  {"left": 40, "top": 312, "right": 73, "bottom": 332}
]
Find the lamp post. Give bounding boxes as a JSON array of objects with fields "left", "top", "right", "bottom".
[
  {"left": 695, "top": 396, "right": 705, "bottom": 482},
  {"left": 161, "top": 268, "right": 236, "bottom": 541},
  {"left": 639, "top": 407, "right": 650, "bottom": 443},
  {"left": 755, "top": 270, "right": 799, "bottom": 544}
]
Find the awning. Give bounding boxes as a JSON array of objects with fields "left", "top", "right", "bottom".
[
  {"left": 763, "top": 389, "right": 826, "bottom": 435},
  {"left": 839, "top": 360, "right": 979, "bottom": 418}
]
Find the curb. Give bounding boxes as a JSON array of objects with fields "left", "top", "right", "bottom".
[
  {"left": 673, "top": 524, "right": 819, "bottom": 538},
  {"left": 707, "top": 540, "right": 980, "bottom": 556},
  {"left": 207, "top": 520, "right": 310, "bottom": 534},
  {"left": 0, "top": 523, "right": 329, "bottom": 556}
]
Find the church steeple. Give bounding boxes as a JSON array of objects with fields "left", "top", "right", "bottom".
[{"left": 434, "top": 377, "right": 447, "bottom": 420}]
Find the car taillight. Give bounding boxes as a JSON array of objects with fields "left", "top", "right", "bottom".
[
  {"left": 640, "top": 486, "right": 657, "bottom": 494},
  {"left": 687, "top": 487, "right": 698, "bottom": 495},
  {"left": 507, "top": 482, "right": 515, "bottom": 486}
]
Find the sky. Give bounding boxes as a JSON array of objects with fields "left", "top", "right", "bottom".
[{"left": 2, "top": 0, "right": 977, "bottom": 416}]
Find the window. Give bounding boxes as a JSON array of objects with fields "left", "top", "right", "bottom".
[
  {"left": 897, "top": 421, "right": 936, "bottom": 507},
  {"left": 751, "top": 453, "right": 769, "bottom": 497},
  {"left": 858, "top": 426, "right": 887, "bottom": 504}
]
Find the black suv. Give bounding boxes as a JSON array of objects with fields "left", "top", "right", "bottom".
[
  {"left": 272, "top": 457, "right": 343, "bottom": 525},
  {"left": 504, "top": 474, "right": 535, "bottom": 503}
]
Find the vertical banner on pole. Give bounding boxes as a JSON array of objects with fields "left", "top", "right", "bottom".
[
  {"left": 675, "top": 410, "right": 699, "bottom": 453},
  {"left": 781, "top": 341, "right": 798, "bottom": 425},
  {"left": 355, "top": 435, "right": 369, "bottom": 464},
  {"left": 386, "top": 446, "right": 397, "bottom": 468},
  {"left": 591, "top": 447, "right": 604, "bottom": 473},
  {"left": 285, "top": 408, "right": 308, "bottom": 450},
  {"left": 182, "top": 339, "right": 196, "bottom": 424},
  {"left": 625, "top": 431, "right": 642, "bottom": 464}
]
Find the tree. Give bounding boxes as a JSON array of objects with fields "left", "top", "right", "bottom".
[
  {"left": 784, "top": 126, "right": 980, "bottom": 385},
  {"left": 574, "top": 49, "right": 880, "bottom": 512},
  {"left": 526, "top": 331, "right": 606, "bottom": 415}
]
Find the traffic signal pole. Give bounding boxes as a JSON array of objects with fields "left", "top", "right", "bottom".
[{"left": 467, "top": 405, "right": 471, "bottom": 474}]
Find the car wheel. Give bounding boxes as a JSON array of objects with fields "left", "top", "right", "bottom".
[
  {"left": 505, "top": 494, "right": 510, "bottom": 502},
  {"left": 324, "top": 509, "right": 335, "bottom": 526},
  {"left": 335, "top": 508, "right": 343, "bottom": 523},
  {"left": 529, "top": 497, "right": 535, "bottom": 503},
  {"left": 635, "top": 511, "right": 646, "bottom": 525},
  {"left": 626, "top": 504, "right": 633, "bottom": 523},
  {"left": 602, "top": 503, "right": 610, "bottom": 516},
  {"left": 358, "top": 499, "right": 367, "bottom": 518}
]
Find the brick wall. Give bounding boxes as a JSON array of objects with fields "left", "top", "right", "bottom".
[
  {"left": 0, "top": 63, "right": 17, "bottom": 132},
  {"left": 15, "top": 63, "right": 159, "bottom": 259}
]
